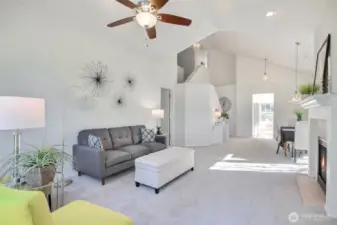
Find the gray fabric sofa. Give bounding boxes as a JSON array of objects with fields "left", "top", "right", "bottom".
[{"left": 73, "top": 125, "right": 167, "bottom": 185}]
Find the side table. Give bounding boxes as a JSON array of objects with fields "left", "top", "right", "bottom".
[{"left": 155, "top": 134, "right": 168, "bottom": 146}]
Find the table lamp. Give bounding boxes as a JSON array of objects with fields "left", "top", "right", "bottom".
[
  {"left": 0, "top": 97, "right": 45, "bottom": 184},
  {"left": 152, "top": 109, "right": 164, "bottom": 135}
]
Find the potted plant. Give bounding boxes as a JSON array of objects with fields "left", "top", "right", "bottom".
[
  {"left": 2, "top": 146, "right": 72, "bottom": 187},
  {"left": 294, "top": 108, "right": 304, "bottom": 121},
  {"left": 299, "top": 83, "right": 320, "bottom": 97},
  {"left": 220, "top": 111, "right": 229, "bottom": 120}
]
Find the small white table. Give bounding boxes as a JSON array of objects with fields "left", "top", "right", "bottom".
[{"left": 294, "top": 121, "right": 309, "bottom": 162}]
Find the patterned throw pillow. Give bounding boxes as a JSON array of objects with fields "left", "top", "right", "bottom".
[
  {"left": 141, "top": 128, "right": 155, "bottom": 143},
  {"left": 88, "top": 134, "right": 104, "bottom": 150}
]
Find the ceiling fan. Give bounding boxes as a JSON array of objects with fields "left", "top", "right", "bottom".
[{"left": 107, "top": 0, "right": 192, "bottom": 39}]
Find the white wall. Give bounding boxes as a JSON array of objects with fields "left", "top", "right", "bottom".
[
  {"left": 172, "top": 83, "right": 221, "bottom": 147},
  {"left": 208, "top": 50, "right": 236, "bottom": 86},
  {"left": 178, "top": 47, "right": 195, "bottom": 79},
  {"left": 0, "top": 7, "right": 177, "bottom": 161},
  {"left": 236, "top": 56, "right": 313, "bottom": 137},
  {"left": 172, "top": 85, "right": 186, "bottom": 146},
  {"left": 185, "top": 84, "right": 213, "bottom": 146},
  {"left": 194, "top": 48, "right": 208, "bottom": 68},
  {"left": 187, "top": 66, "right": 210, "bottom": 84},
  {"left": 177, "top": 66, "right": 185, "bottom": 83},
  {"left": 216, "top": 85, "right": 236, "bottom": 136}
]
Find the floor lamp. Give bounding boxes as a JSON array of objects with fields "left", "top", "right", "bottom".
[{"left": 0, "top": 97, "right": 45, "bottom": 185}]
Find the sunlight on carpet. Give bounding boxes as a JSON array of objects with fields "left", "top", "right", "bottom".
[
  {"left": 209, "top": 162, "right": 308, "bottom": 173},
  {"left": 210, "top": 153, "right": 308, "bottom": 173}
]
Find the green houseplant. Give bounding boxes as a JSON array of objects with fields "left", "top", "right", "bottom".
[
  {"left": 220, "top": 111, "right": 229, "bottom": 120},
  {"left": 2, "top": 146, "right": 72, "bottom": 187},
  {"left": 294, "top": 108, "right": 304, "bottom": 121},
  {"left": 299, "top": 84, "right": 320, "bottom": 95}
]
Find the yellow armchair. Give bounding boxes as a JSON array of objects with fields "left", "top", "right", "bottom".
[{"left": 0, "top": 185, "right": 133, "bottom": 225}]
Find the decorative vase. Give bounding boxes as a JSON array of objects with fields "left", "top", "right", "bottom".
[
  {"left": 297, "top": 115, "right": 302, "bottom": 121},
  {"left": 25, "top": 166, "right": 56, "bottom": 187}
]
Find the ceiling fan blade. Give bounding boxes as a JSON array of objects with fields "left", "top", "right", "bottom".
[
  {"left": 158, "top": 13, "right": 192, "bottom": 26},
  {"left": 146, "top": 26, "right": 157, "bottom": 39},
  {"left": 151, "top": 0, "right": 169, "bottom": 10},
  {"left": 107, "top": 17, "right": 135, "bottom": 28},
  {"left": 116, "top": 0, "right": 137, "bottom": 9}
]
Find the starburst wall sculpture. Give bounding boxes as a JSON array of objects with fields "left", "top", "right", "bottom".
[{"left": 82, "top": 61, "right": 111, "bottom": 97}]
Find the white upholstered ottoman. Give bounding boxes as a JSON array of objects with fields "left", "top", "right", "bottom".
[{"left": 135, "top": 147, "right": 195, "bottom": 194}]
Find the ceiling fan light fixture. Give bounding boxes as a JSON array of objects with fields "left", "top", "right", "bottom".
[
  {"left": 136, "top": 12, "right": 157, "bottom": 28},
  {"left": 266, "top": 11, "right": 276, "bottom": 17}
]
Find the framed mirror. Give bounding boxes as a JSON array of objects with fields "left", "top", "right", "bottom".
[{"left": 313, "top": 34, "right": 331, "bottom": 94}]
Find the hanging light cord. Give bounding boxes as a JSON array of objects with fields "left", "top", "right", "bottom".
[
  {"left": 264, "top": 58, "right": 267, "bottom": 75},
  {"left": 295, "top": 42, "right": 300, "bottom": 92}
]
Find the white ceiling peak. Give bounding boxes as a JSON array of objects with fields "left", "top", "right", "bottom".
[{"left": 1, "top": 0, "right": 329, "bottom": 59}]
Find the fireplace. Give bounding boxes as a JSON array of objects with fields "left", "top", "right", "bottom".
[{"left": 318, "top": 137, "right": 327, "bottom": 194}]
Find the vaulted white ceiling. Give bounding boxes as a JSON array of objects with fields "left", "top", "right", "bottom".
[
  {"left": 201, "top": 30, "right": 315, "bottom": 73},
  {"left": 1, "top": 0, "right": 329, "bottom": 67},
  {"left": 201, "top": 0, "right": 329, "bottom": 73}
]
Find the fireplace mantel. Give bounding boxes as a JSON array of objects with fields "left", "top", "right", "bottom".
[{"left": 299, "top": 94, "right": 337, "bottom": 109}]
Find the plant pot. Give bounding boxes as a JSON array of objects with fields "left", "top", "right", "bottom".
[
  {"left": 297, "top": 115, "right": 302, "bottom": 121},
  {"left": 25, "top": 166, "right": 56, "bottom": 187}
]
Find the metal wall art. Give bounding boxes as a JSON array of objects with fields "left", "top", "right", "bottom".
[
  {"left": 82, "top": 61, "right": 111, "bottom": 97},
  {"left": 124, "top": 73, "right": 137, "bottom": 91},
  {"left": 113, "top": 93, "right": 126, "bottom": 108}
]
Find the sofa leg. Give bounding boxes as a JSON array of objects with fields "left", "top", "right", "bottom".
[
  {"left": 101, "top": 179, "right": 105, "bottom": 186},
  {"left": 155, "top": 188, "right": 160, "bottom": 194},
  {"left": 78, "top": 171, "right": 82, "bottom": 176},
  {"left": 191, "top": 167, "right": 194, "bottom": 172},
  {"left": 135, "top": 182, "right": 140, "bottom": 187}
]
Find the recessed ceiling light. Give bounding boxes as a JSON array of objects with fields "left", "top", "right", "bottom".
[{"left": 266, "top": 11, "right": 276, "bottom": 17}]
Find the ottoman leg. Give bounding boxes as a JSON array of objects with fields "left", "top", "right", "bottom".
[
  {"left": 155, "top": 188, "right": 160, "bottom": 194},
  {"left": 78, "top": 171, "right": 82, "bottom": 176},
  {"left": 191, "top": 167, "right": 194, "bottom": 171},
  {"left": 101, "top": 179, "right": 106, "bottom": 186},
  {"left": 135, "top": 182, "right": 140, "bottom": 187}
]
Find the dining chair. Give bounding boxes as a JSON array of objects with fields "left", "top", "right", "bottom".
[{"left": 276, "top": 126, "right": 295, "bottom": 156}]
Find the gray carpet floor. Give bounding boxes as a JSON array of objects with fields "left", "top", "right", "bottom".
[{"left": 63, "top": 138, "right": 336, "bottom": 225}]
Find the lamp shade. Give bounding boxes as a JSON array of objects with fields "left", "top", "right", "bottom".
[
  {"left": 214, "top": 109, "right": 221, "bottom": 118},
  {"left": 152, "top": 109, "right": 164, "bottom": 119},
  {"left": 136, "top": 12, "right": 157, "bottom": 28},
  {"left": 0, "top": 97, "right": 45, "bottom": 130}
]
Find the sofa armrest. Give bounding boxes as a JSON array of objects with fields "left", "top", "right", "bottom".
[
  {"left": 72, "top": 145, "right": 105, "bottom": 179},
  {"left": 155, "top": 135, "right": 167, "bottom": 147}
]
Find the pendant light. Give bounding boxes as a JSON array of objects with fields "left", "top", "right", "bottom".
[
  {"left": 290, "top": 42, "right": 302, "bottom": 103},
  {"left": 263, "top": 58, "right": 268, "bottom": 81}
]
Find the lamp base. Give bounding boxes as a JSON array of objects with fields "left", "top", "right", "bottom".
[{"left": 156, "top": 126, "right": 163, "bottom": 135}]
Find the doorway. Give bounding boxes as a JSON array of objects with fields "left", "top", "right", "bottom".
[
  {"left": 252, "top": 93, "right": 274, "bottom": 139},
  {"left": 161, "top": 88, "right": 171, "bottom": 145}
]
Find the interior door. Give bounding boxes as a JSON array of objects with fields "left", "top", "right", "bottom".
[{"left": 161, "top": 88, "right": 171, "bottom": 144}]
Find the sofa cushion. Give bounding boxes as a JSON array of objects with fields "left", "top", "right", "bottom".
[
  {"left": 78, "top": 129, "right": 113, "bottom": 150},
  {"left": 140, "top": 142, "right": 166, "bottom": 153},
  {"left": 130, "top": 125, "right": 145, "bottom": 144},
  {"left": 0, "top": 186, "right": 53, "bottom": 225},
  {"left": 118, "top": 145, "right": 150, "bottom": 159},
  {"left": 105, "top": 150, "right": 132, "bottom": 168},
  {"left": 52, "top": 200, "right": 133, "bottom": 225},
  {"left": 0, "top": 200, "right": 34, "bottom": 225},
  {"left": 108, "top": 127, "right": 133, "bottom": 149}
]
